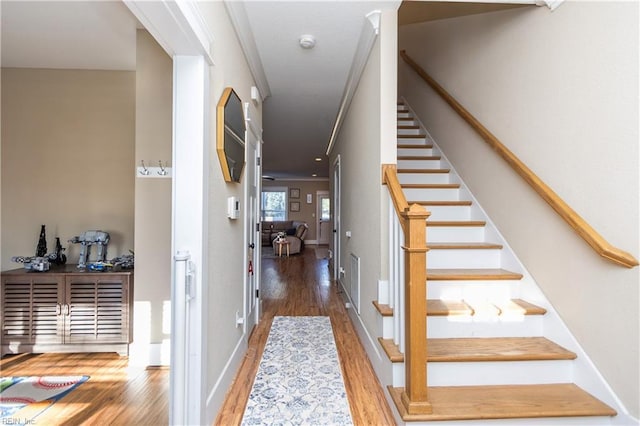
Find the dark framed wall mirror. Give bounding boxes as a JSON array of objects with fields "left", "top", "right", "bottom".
[{"left": 216, "top": 87, "right": 245, "bottom": 183}]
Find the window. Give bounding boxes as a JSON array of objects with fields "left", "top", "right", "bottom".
[
  {"left": 321, "top": 197, "right": 330, "bottom": 221},
  {"left": 261, "top": 188, "right": 287, "bottom": 221}
]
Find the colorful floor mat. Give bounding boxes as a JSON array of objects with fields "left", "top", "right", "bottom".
[
  {"left": 0, "top": 376, "right": 89, "bottom": 423},
  {"left": 242, "top": 316, "right": 353, "bottom": 425}
]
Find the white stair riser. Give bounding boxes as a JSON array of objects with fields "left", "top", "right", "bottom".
[
  {"left": 428, "top": 248, "right": 502, "bottom": 269},
  {"left": 397, "top": 111, "right": 412, "bottom": 118},
  {"left": 399, "top": 173, "right": 449, "bottom": 185},
  {"left": 427, "top": 315, "right": 544, "bottom": 338},
  {"left": 396, "top": 137, "right": 427, "bottom": 146},
  {"left": 398, "top": 147, "right": 434, "bottom": 156},
  {"left": 423, "top": 205, "right": 471, "bottom": 221},
  {"left": 398, "top": 159, "right": 442, "bottom": 169},
  {"left": 398, "top": 128, "right": 422, "bottom": 135},
  {"left": 380, "top": 315, "right": 394, "bottom": 339},
  {"left": 392, "top": 363, "right": 404, "bottom": 387},
  {"left": 397, "top": 118, "right": 416, "bottom": 125},
  {"left": 398, "top": 136, "right": 428, "bottom": 144},
  {"left": 403, "top": 187, "right": 459, "bottom": 200},
  {"left": 428, "top": 360, "right": 572, "bottom": 386},
  {"left": 427, "top": 226, "right": 485, "bottom": 242},
  {"left": 427, "top": 280, "right": 518, "bottom": 299}
]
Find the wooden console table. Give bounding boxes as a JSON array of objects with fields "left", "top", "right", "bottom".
[{"left": 1, "top": 265, "right": 134, "bottom": 357}]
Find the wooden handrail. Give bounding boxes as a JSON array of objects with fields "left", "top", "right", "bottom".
[
  {"left": 382, "top": 164, "right": 433, "bottom": 414},
  {"left": 382, "top": 164, "right": 409, "bottom": 234},
  {"left": 400, "top": 50, "right": 638, "bottom": 269}
]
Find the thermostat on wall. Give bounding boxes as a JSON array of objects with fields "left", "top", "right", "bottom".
[{"left": 228, "top": 197, "right": 239, "bottom": 219}]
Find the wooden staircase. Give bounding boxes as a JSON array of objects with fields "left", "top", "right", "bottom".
[{"left": 375, "top": 101, "right": 617, "bottom": 423}]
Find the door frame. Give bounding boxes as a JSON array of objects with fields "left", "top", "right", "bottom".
[
  {"left": 244, "top": 104, "right": 262, "bottom": 333},
  {"left": 123, "top": 2, "right": 213, "bottom": 424},
  {"left": 332, "top": 155, "right": 342, "bottom": 282}
]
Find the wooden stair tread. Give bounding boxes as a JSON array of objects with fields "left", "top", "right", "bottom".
[
  {"left": 428, "top": 242, "right": 503, "bottom": 250},
  {"left": 427, "top": 299, "right": 473, "bottom": 316},
  {"left": 398, "top": 125, "right": 419, "bottom": 129},
  {"left": 372, "top": 301, "right": 393, "bottom": 317},
  {"left": 427, "top": 337, "right": 576, "bottom": 362},
  {"left": 378, "top": 338, "right": 403, "bottom": 362},
  {"left": 501, "top": 298, "right": 547, "bottom": 315},
  {"left": 389, "top": 384, "right": 616, "bottom": 421},
  {"left": 409, "top": 200, "right": 472, "bottom": 206},
  {"left": 402, "top": 184, "right": 460, "bottom": 189},
  {"left": 398, "top": 134, "right": 427, "bottom": 138},
  {"left": 398, "top": 168, "right": 449, "bottom": 174},
  {"left": 374, "top": 299, "right": 545, "bottom": 317},
  {"left": 426, "top": 220, "right": 486, "bottom": 227},
  {"left": 427, "top": 268, "right": 524, "bottom": 280},
  {"left": 397, "top": 144, "right": 433, "bottom": 149},
  {"left": 398, "top": 155, "right": 441, "bottom": 160}
]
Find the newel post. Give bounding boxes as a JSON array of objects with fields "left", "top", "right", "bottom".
[{"left": 400, "top": 203, "right": 432, "bottom": 414}]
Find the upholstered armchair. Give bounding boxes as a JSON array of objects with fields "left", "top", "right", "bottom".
[{"left": 270, "top": 222, "right": 308, "bottom": 255}]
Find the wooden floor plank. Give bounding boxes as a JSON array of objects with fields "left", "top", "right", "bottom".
[{"left": 0, "top": 352, "right": 168, "bottom": 425}]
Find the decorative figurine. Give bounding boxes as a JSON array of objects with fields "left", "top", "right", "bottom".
[
  {"left": 12, "top": 256, "right": 50, "bottom": 272},
  {"left": 49, "top": 237, "right": 67, "bottom": 265},
  {"left": 69, "top": 230, "right": 110, "bottom": 268},
  {"left": 36, "top": 225, "right": 47, "bottom": 257}
]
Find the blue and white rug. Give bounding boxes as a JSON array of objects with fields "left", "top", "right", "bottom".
[{"left": 242, "top": 316, "right": 353, "bottom": 425}]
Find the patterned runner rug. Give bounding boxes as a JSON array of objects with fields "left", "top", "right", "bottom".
[
  {"left": 242, "top": 316, "right": 353, "bottom": 425},
  {"left": 0, "top": 375, "right": 89, "bottom": 422}
]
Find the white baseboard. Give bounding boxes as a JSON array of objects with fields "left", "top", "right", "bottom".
[
  {"left": 205, "top": 336, "right": 248, "bottom": 424},
  {"left": 128, "top": 341, "right": 170, "bottom": 366}
]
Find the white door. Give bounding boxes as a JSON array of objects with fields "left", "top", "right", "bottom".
[
  {"left": 316, "top": 191, "right": 331, "bottom": 245},
  {"left": 244, "top": 104, "right": 261, "bottom": 333},
  {"left": 332, "top": 156, "right": 341, "bottom": 281}
]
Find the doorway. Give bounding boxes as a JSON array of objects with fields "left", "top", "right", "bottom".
[{"left": 316, "top": 191, "right": 331, "bottom": 245}]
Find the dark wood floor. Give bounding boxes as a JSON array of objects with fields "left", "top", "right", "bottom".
[
  {"left": 1, "top": 246, "right": 395, "bottom": 425},
  {"left": 215, "top": 246, "right": 396, "bottom": 425}
]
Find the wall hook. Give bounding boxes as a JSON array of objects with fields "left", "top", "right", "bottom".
[
  {"left": 158, "top": 160, "right": 168, "bottom": 176},
  {"left": 140, "top": 160, "right": 150, "bottom": 176}
]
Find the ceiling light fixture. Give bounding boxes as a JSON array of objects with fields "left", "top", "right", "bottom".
[
  {"left": 299, "top": 35, "right": 316, "bottom": 49},
  {"left": 312, "top": 173, "right": 318, "bottom": 177},
  {"left": 314, "top": 157, "right": 322, "bottom": 162}
]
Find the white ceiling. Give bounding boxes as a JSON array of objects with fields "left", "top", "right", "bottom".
[{"left": 242, "top": 1, "right": 393, "bottom": 180}]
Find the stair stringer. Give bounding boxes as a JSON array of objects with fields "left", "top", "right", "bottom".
[{"left": 382, "top": 98, "right": 636, "bottom": 424}]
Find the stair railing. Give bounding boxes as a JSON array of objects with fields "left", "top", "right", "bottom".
[
  {"left": 382, "top": 164, "right": 433, "bottom": 415},
  {"left": 400, "top": 50, "right": 638, "bottom": 269}
]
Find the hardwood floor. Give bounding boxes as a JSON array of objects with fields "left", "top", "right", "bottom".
[
  {"left": 215, "top": 246, "right": 397, "bottom": 426},
  {"left": 1, "top": 247, "right": 394, "bottom": 425},
  {"left": 0, "top": 352, "right": 168, "bottom": 425}
]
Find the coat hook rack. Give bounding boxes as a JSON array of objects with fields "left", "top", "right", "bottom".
[{"left": 136, "top": 160, "right": 172, "bottom": 178}]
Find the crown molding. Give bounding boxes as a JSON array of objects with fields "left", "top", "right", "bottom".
[
  {"left": 325, "top": 10, "right": 381, "bottom": 156},
  {"left": 224, "top": 1, "right": 271, "bottom": 101}
]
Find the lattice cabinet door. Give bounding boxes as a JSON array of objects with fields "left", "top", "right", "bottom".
[
  {"left": 64, "top": 274, "right": 131, "bottom": 344},
  {"left": 1, "top": 275, "right": 65, "bottom": 346}
]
